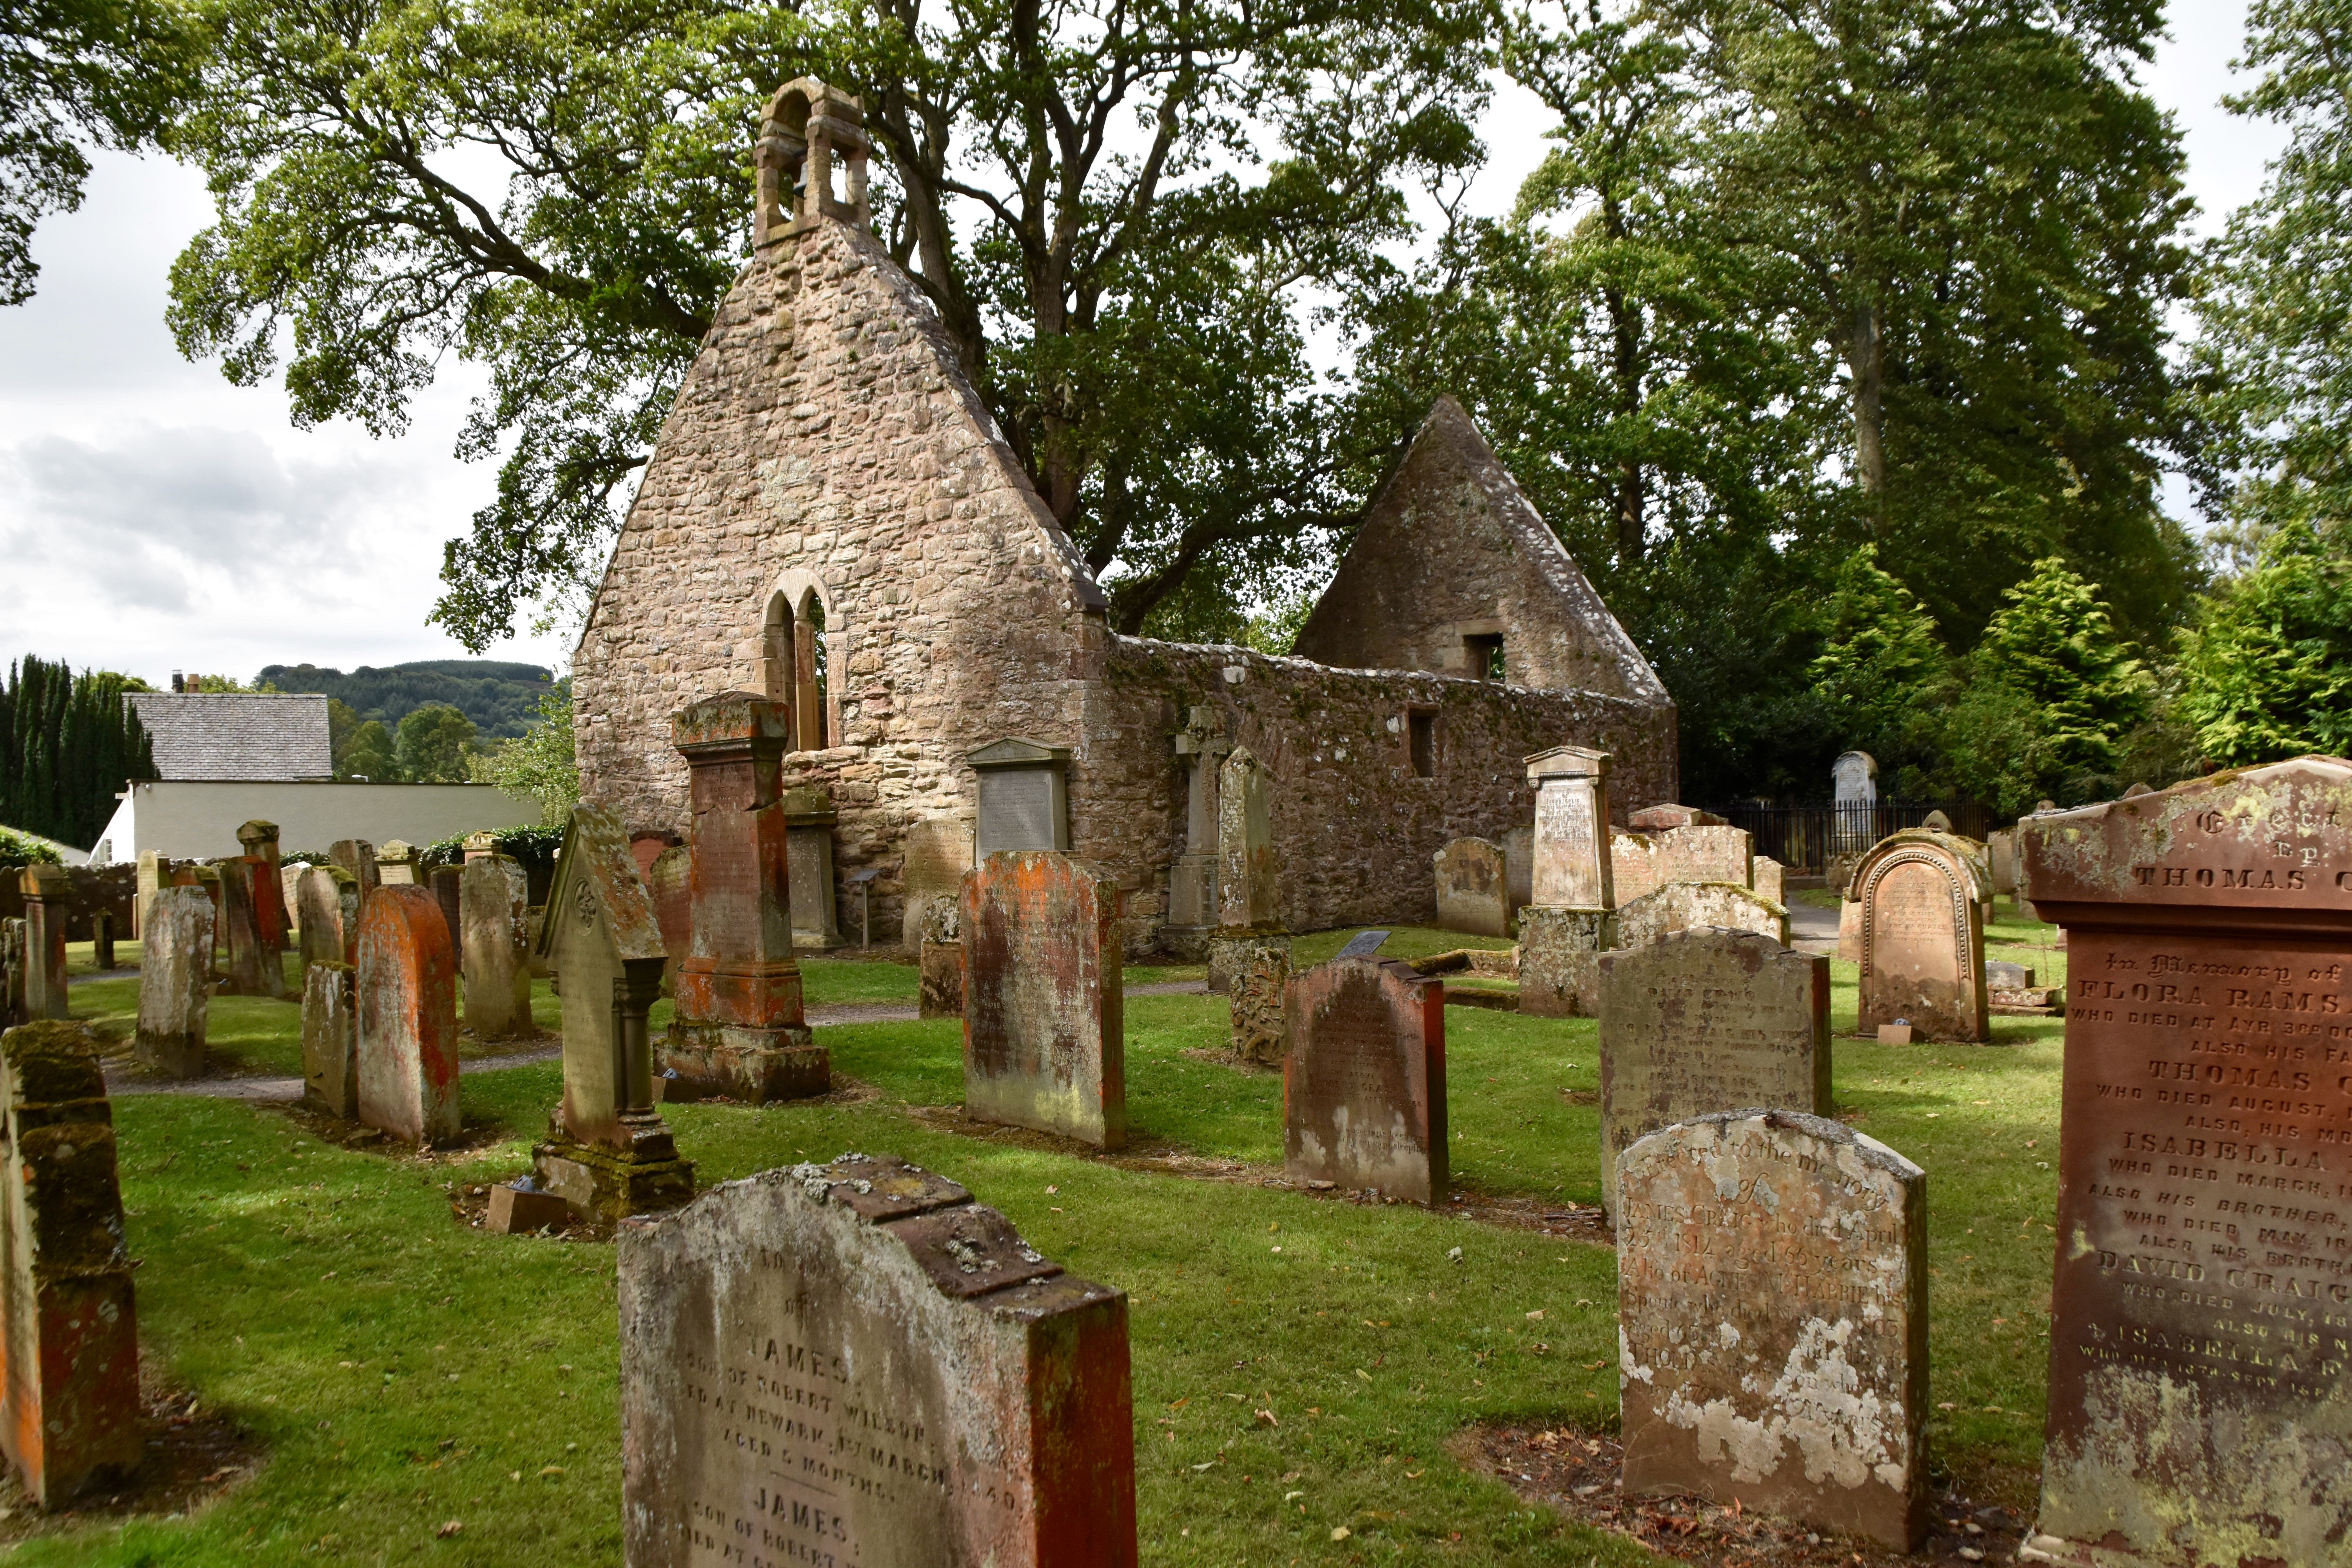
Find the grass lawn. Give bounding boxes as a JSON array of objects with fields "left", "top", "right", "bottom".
[{"left": 16, "top": 919, "right": 2068, "bottom": 1564}]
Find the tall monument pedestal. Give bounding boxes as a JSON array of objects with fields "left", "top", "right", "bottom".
[{"left": 535, "top": 1112, "right": 695, "bottom": 1220}]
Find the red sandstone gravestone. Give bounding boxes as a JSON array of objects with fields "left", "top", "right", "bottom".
[
  {"left": 1617, "top": 1109, "right": 1927, "bottom": 1549},
  {"left": 2018, "top": 759, "right": 2352, "bottom": 1568},
  {"left": 660, "top": 693, "right": 827, "bottom": 1102},
  {"left": 1283, "top": 955, "right": 1446, "bottom": 1204},
  {"left": 961, "top": 852, "right": 1126, "bottom": 1149},
  {"left": 0, "top": 1020, "right": 142, "bottom": 1508},
  {"left": 1853, "top": 830, "right": 1990, "bottom": 1043},
  {"left": 356, "top": 884, "right": 461, "bottom": 1145},
  {"left": 617, "top": 1152, "right": 1137, "bottom": 1568},
  {"left": 235, "top": 818, "right": 285, "bottom": 952},
  {"left": 218, "top": 857, "right": 282, "bottom": 998}
]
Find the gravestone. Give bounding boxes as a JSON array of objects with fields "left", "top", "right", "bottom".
[
  {"left": 1613, "top": 880, "right": 1790, "bottom": 949},
  {"left": 297, "top": 864, "right": 360, "bottom": 974},
  {"left": 1853, "top": 831, "right": 1989, "bottom": 1042},
  {"left": 1610, "top": 828, "right": 1663, "bottom": 906},
  {"left": 967, "top": 737, "right": 1071, "bottom": 858},
  {"left": 355, "top": 884, "right": 461, "bottom": 1145},
  {"left": 302, "top": 961, "right": 357, "bottom": 1118},
  {"left": 1831, "top": 749, "right": 1879, "bottom": 856},
  {"left": 898, "top": 817, "right": 974, "bottom": 952},
  {"left": 1283, "top": 955, "right": 1446, "bottom": 1203},
  {"left": 532, "top": 802, "right": 694, "bottom": 1220},
  {"left": 1596, "top": 929, "right": 1830, "bottom": 1221},
  {"left": 329, "top": 839, "right": 380, "bottom": 894},
  {"left": 430, "top": 864, "right": 463, "bottom": 954},
  {"left": 1617, "top": 1110, "right": 1926, "bottom": 1550},
  {"left": 2016, "top": 759, "right": 2352, "bottom": 1568},
  {"left": 1432, "top": 838, "right": 1509, "bottom": 937},
  {"left": 1229, "top": 944, "right": 1289, "bottom": 1067},
  {"left": 375, "top": 840, "right": 419, "bottom": 886},
  {"left": 617, "top": 1154, "right": 1137, "bottom": 1568},
  {"left": 460, "top": 853, "right": 534, "bottom": 1040},
  {"left": 1501, "top": 825, "right": 1533, "bottom": 914},
  {"left": 662, "top": 693, "right": 827, "bottom": 1103},
  {"left": 89, "top": 912, "right": 114, "bottom": 973},
  {"left": 962, "top": 853, "right": 1125, "bottom": 1149},
  {"left": 917, "top": 897, "right": 962, "bottom": 1020},
  {"left": 644, "top": 844, "right": 691, "bottom": 973},
  {"left": 1165, "top": 706, "right": 1230, "bottom": 942},
  {"left": 1986, "top": 828, "right": 2017, "bottom": 895},
  {"left": 19, "top": 867, "right": 69, "bottom": 1022},
  {"left": 1651, "top": 824, "right": 1755, "bottom": 891},
  {"left": 1626, "top": 804, "right": 1729, "bottom": 831},
  {"left": 134, "top": 885, "right": 213, "bottom": 1078},
  {"left": 1752, "top": 854, "right": 1785, "bottom": 909},
  {"left": 235, "top": 818, "right": 286, "bottom": 951},
  {"left": 278, "top": 861, "right": 308, "bottom": 941},
  {"left": 782, "top": 785, "right": 843, "bottom": 948},
  {"left": 1521, "top": 747, "right": 1615, "bottom": 1018},
  {"left": 1207, "top": 746, "right": 1287, "bottom": 992},
  {"left": 0, "top": 1021, "right": 142, "bottom": 1508},
  {"left": 217, "top": 857, "right": 283, "bottom": 998},
  {"left": 1920, "top": 809, "right": 1953, "bottom": 833}
]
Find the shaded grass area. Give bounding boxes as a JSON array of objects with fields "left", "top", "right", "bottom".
[{"left": 14, "top": 921, "right": 2067, "bottom": 1562}]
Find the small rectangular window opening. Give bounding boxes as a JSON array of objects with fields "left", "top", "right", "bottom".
[
  {"left": 1464, "top": 633, "right": 1504, "bottom": 682},
  {"left": 1408, "top": 711, "right": 1439, "bottom": 779}
]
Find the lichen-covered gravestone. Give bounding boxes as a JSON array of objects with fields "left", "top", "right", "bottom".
[
  {"left": 1612, "top": 881, "right": 1790, "bottom": 949},
  {"left": 1432, "top": 837, "right": 1509, "bottom": 937},
  {"left": 134, "top": 884, "right": 214, "bottom": 1077},
  {"left": 1519, "top": 746, "right": 1615, "bottom": 1018},
  {"left": 961, "top": 853, "right": 1125, "bottom": 1149},
  {"left": 1617, "top": 1110, "right": 1926, "bottom": 1549},
  {"left": 917, "top": 896, "right": 963, "bottom": 1019},
  {"left": 1207, "top": 746, "right": 1287, "bottom": 993},
  {"left": 355, "top": 885, "right": 460, "bottom": 1145},
  {"left": 0, "top": 1021, "right": 141, "bottom": 1508},
  {"left": 532, "top": 802, "right": 693, "bottom": 1220},
  {"left": 617, "top": 1154, "right": 1137, "bottom": 1568},
  {"left": 1853, "top": 830, "right": 1989, "bottom": 1042},
  {"left": 329, "top": 839, "right": 379, "bottom": 894},
  {"left": 302, "top": 961, "right": 357, "bottom": 1118},
  {"left": 460, "top": 853, "right": 534, "bottom": 1040},
  {"left": 297, "top": 864, "right": 360, "bottom": 974},
  {"left": 1597, "top": 929, "right": 1830, "bottom": 1222},
  {"left": 217, "top": 857, "right": 283, "bottom": 998},
  {"left": 1229, "top": 944, "right": 1290, "bottom": 1067},
  {"left": 2017, "top": 760, "right": 2352, "bottom": 1568},
  {"left": 1283, "top": 955, "right": 1446, "bottom": 1204},
  {"left": 236, "top": 818, "right": 285, "bottom": 952}
]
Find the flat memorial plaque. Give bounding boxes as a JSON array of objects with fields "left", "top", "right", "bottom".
[
  {"left": 2020, "top": 760, "right": 2352, "bottom": 1567},
  {"left": 977, "top": 768, "right": 1058, "bottom": 857},
  {"left": 1335, "top": 930, "right": 1389, "bottom": 960}
]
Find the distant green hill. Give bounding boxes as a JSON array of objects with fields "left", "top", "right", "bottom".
[{"left": 261, "top": 660, "right": 555, "bottom": 739}]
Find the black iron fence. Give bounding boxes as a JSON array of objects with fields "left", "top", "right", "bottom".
[{"left": 1695, "top": 801, "right": 1998, "bottom": 872}]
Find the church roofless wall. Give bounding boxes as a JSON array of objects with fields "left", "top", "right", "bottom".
[{"left": 572, "top": 81, "right": 1677, "bottom": 951}]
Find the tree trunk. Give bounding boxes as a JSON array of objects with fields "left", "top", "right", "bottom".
[
  {"left": 1849, "top": 296, "right": 1886, "bottom": 502},
  {"left": 1605, "top": 279, "right": 1645, "bottom": 565}
]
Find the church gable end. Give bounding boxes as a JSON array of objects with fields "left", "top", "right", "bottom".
[{"left": 1290, "top": 396, "right": 1665, "bottom": 703}]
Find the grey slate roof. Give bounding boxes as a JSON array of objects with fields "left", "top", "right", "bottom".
[{"left": 128, "top": 693, "right": 335, "bottom": 780}]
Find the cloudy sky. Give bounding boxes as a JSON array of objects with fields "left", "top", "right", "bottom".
[{"left": 0, "top": 0, "right": 2288, "bottom": 690}]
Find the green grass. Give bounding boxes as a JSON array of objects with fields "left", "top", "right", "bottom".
[{"left": 11, "top": 921, "right": 2069, "bottom": 1562}]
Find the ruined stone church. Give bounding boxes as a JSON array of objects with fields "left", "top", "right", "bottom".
[{"left": 572, "top": 79, "right": 1678, "bottom": 952}]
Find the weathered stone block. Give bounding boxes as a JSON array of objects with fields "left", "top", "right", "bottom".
[
  {"left": 1205, "top": 930, "right": 1288, "bottom": 995},
  {"left": 962, "top": 853, "right": 1125, "bottom": 1149},
  {"left": 1217, "top": 746, "right": 1278, "bottom": 931},
  {"left": 617, "top": 1153, "right": 1137, "bottom": 1567},
  {"left": 1282, "top": 955, "right": 1445, "bottom": 1203},
  {"left": 19, "top": 867, "right": 69, "bottom": 1023},
  {"left": 429, "top": 864, "right": 462, "bottom": 954},
  {"left": 0, "top": 1021, "right": 141, "bottom": 1509},
  {"left": 486, "top": 1181, "right": 570, "bottom": 1234},
  {"left": 1613, "top": 880, "right": 1789, "bottom": 948},
  {"left": 1852, "top": 831, "right": 1989, "bottom": 1043},
  {"left": 1596, "top": 929, "right": 1829, "bottom": 1221},
  {"left": 1751, "top": 854, "right": 1785, "bottom": 908},
  {"left": 899, "top": 818, "right": 973, "bottom": 952},
  {"left": 134, "top": 885, "right": 213, "bottom": 1078},
  {"left": 460, "top": 854, "right": 534, "bottom": 1041},
  {"left": 1516, "top": 905, "right": 1612, "bottom": 1018},
  {"left": 1617, "top": 1109, "right": 1926, "bottom": 1550},
  {"left": 356, "top": 885, "right": 461, "bottom": 1146},
  {"left": 301, "top": 961, "right": 356, "bottom": 1118},
  {"left": 919, "top": 938, "right": 964, "bottom": 1018},
  {"left": 1432, "top": 837, "right": 1509, "bottom": 937}
]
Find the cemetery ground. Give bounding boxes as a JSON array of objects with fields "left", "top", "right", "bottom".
[{"left": 20, "top": 912, "right": 2066, "bottom": 1566}]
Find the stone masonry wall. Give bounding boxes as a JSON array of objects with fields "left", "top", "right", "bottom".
[{"left": 575, "top": 213, "right": 1679, "bottom": 952}]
